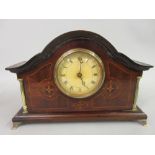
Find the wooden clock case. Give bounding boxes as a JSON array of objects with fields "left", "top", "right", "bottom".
[{"left": 6, "top": 30, "right": 153, "bottom": 126}]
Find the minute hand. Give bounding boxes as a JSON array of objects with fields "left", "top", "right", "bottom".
[
  {"left": 80, "top": 76, "right": 89, "bottom": 89},
  {"left": 78, "top": 57, "right": 83, "bottom": 72}
]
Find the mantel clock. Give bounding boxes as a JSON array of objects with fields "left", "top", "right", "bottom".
[{"left": 6, "top": 30, "right": 153, "bottom": 127}]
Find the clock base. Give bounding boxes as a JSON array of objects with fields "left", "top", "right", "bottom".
[{"left": 12, "top": 106, "right": 147, "bottom": 128}]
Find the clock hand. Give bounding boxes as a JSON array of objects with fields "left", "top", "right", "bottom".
[
  {"left": 80, "top": 61, "right": 82, "bottom": 73},
  {"left": 80, "top": 76, "right": 89, "bottom": 89},
  {"left": 77, "top": 70, "right": 88, "bottom": 89},
  {"left": 77, "top": 57, "right": 89, "bottom": 89},
  {"left": 78, "top": 57, "right": 83, "bottom": 73}
]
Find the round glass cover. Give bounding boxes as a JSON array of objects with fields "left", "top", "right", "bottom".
[{"left": 54, "top": 48, "right": 105, "bottom": 98}]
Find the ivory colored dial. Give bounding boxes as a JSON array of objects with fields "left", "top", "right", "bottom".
[{"left": 54, "top": 48, "right": 105, "bottom": 98}]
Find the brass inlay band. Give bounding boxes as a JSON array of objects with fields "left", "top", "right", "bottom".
[
  {"left": 18, "top": 79, "right": 28, "bottom": 113},
  {"left": 132, "top": 76, "right": 141, "bottom": 111}
]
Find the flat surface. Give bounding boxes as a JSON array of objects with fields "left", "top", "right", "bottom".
[{"left": 0, "top": 19, "right": 155, "bottom": 134}]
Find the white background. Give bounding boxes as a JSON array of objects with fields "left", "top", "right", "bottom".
[
  {"left": 0, "top": 19, "right": 155, "bottom": 134},
  {"left": 0, "top": 0, "right": 155, "bottom": 155}
]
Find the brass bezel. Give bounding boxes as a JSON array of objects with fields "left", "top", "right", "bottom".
[{"left": 54, "top": 48, "right": 105, "bottom": 98}]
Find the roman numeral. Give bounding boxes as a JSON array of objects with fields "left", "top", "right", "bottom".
[
  {"left": 85, "top": 58, "right": 89, "bottom": 63},
  {"left": 62, "top": 64, "right": 67, "bottom": 68},
  {"left": 64, "top": 80, "right": 68, "bottom": 85},
  {"left": 60, "top": 74, "right": 65, "bottom": 76},
  {"left": 70, "top": 86, "right": 73, "bottom": 91},
  {"left": 93, "top": 73, "right": 98, "bottom": 76},
  {"left": 92, "top": 65, "right": 96, "bottom": 68},
  {"left": 91, "top": 80, "right": 96, "bottom": 84},
  {"left": 69, "top": 59, "right": 73, "bottom": 63}
]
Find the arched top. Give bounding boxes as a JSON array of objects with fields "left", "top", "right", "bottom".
[{"left": 6, "top": 30, "right": 153, "bottom": 73}]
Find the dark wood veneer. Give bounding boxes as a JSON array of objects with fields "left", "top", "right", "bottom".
[{"left": 16, "top": 39, "right": 140, "bottom": 113}]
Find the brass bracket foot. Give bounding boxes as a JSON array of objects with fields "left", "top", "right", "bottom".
[
  {"left": 138, "top": 119, "right": 147, "bottom": 126},
  {"left": 12, "top": 122, "right": 22, "bottom": 129}
]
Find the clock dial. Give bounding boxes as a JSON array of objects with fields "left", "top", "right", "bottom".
[{"left": 54, "top": 48, "right": 105, "bottom": 98}]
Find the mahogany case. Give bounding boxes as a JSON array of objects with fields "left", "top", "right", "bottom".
[{"left": 6, "top": 30, "right": 153, "bottom": 125}]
